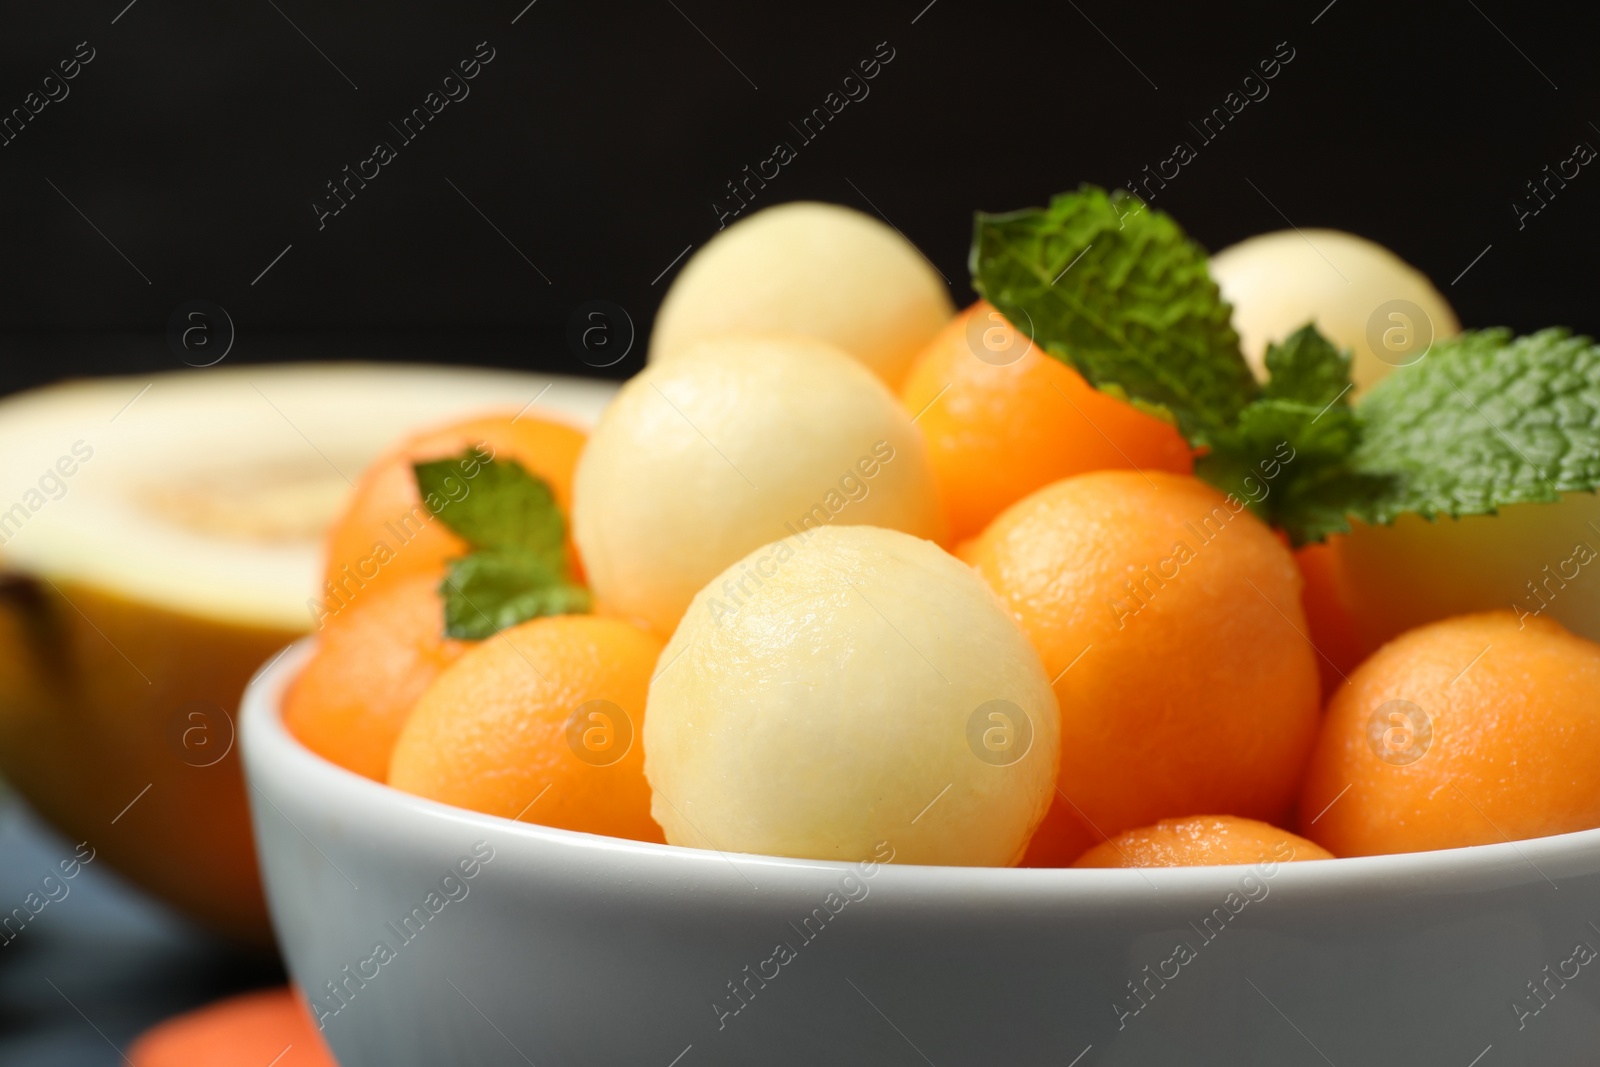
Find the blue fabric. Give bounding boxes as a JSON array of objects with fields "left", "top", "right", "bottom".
[{"left": 0, "top": 791, "right": 284, "bottom": 1065}]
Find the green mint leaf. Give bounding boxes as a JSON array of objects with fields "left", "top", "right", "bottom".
[
  {"left": 413, "top": 450, "right": 565, "bottom": 568},
  {"left": 412, "top": 450, "right": 589, "bottom": 639},
  {"left": 973, "top": 186, "right": 1600, "bottom": 546},
  {"left": 1262, "top": 323, "right": 1354, "bottom": 408},
  {"left": 1192, "top": 324, "right": 1365, "bottom": 544},
  {"left": 1339, "top": 328, "right": 1600, "bottom": 525},
  {"left": 1194, "top": 399, "right": 1363, "bottom": 543},
  {"left": 970, "top": 184, "right": 1258, "bottom": 443},
  {"left": 1268, "top": 465, "right": 1399, "bottom": 545},
  {"left": 440, "top": 551, "right": 592, "bottom": 641}
]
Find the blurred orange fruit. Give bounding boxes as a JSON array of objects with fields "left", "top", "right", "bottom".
[
  {"left": 128, "top": 988, "right": 333, "bottom": 1067},
  {"left": 1019, "top": 791, "right": 1103, "bottom": 867},
  {"left": 389, "top": 614, "right": 665, "bottom": 843},
  {"left": 1295, "top": 538, "right": 1367, "bottom": 696},
  {"left": 900, "top": 301, "right": 1192, "bottom": 543},
  {"left": 284, "top": 571, "right": 466, "bottom": 780},
  {"left": 1300, "top": 611, "right": 1600, "bottom": 856},
  {"left": 1074, "top": 815, "right": 1332, "bottom": 868},
  {"left": 965, "top": 470, "right": 1321, "bottom": 837},
  {"left": 320, "top": 413, "right": 586, "bottom": 625}
]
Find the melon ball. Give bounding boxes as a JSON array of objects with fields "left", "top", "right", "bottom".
[
  {"left": 1337, "top": 493, "right": 1600, "bottom": 652},
  {"left": 1210, "top": 229, "right": 1460, "bottom": 396},
  {"left": 644, "top": 525, "right": 1059, "bottom": 865},
  {"left": 572, "top": 335, "right": 946, "bottom": 636},
  {"left": 649, "top": 201, "right": 955, "bottom": 388}
]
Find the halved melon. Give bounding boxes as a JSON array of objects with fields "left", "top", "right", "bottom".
[{"left": 0, "top": 364, "right": 613, "bottom": 941}]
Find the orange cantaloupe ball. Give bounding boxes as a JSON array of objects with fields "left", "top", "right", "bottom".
[
  {"left": 901, "top": 302, "right": 1192, "bottom": 542},
  {"left": 1294, "top": 538, "right": 1367, "bottom": 696},
  {"left": 321, "top": 413, "right": 586, "bottom": 623},
  {"left": 964, "top": 470, "right": 1322, "bottom": 837},
  {"left": 1019, "top": 791, "right": 1103, "bottom": 867},
  {"left": 283, "top": 570, "right": 466, "bottom": 780},
  {"left": 127, "top": 988, "right": 334, "bottom": 1067},
  {"left": 389, "top": 615, "right": 665, "bottom": 843},
  {"left": 1074, "top": 815, "right": 1332, "bottom": 868},
  {"left": 1301, "top": 611, "right": 1600, "bottom": 856}
]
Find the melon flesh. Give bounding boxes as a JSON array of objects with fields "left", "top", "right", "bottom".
[
  {"left": 1210, "top": 229, "right": 1460, "bottom": 397},
  {"left": 0, "top": 363, "right": 613, "bottom": 940},
  {"left": 0, "top": 363, "right": 613, "bottom": 631},
  {"left": 649, "top": 201, "right": 955, "bottom": 388},
  {"left": 645, "top": 525, "right": 1060, "bottom": 866},
  {"left": 1338, "top": 494, "right": 1600, "bottom": 652},
  {"left": 574, "top": 335, "right": 946, "bottom": 637}
]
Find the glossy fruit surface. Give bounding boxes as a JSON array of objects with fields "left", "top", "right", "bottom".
[
  {"left": 284, "top": 571, "right": 466, "bottom": 781},
  {"left": 901, "top": 302, "right": 1193, "bottom": 543},
  {"left": 1074, "top": 815, "right": 1332, "bottom": 868},
  {"left": 650, "top": 201, "right": 954, "bottom": 387},
  {"left": 322, "top": 413, "right": 586, "bottom": 625},
  {"left": 1301, "top": 611, "right": 1600, "bottom": 856},
  {"left": 645, "top": 525, "right": 1058, "bottom": 866},
  {"left": 965, "top": 470, "right": 1321, "bottom": 836},
  {"left": 389, "top": 615, "right": 665, "bottom": 843},
  {"left": 573, "top": 335, "right": 944, "bottom": 635}
]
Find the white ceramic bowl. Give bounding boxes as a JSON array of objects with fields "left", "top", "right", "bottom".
[{"left": 243, "top": 642, "right": 1600, "bottom": 1066}]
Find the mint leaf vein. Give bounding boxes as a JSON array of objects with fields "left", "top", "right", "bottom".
[
  {"left": 971, "top": 185, "right": 1259, "bottom": 444},
  {"left": 413, "top": 448, "right": 588, "bottom": 639}
]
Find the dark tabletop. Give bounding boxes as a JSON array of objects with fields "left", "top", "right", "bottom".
[{"left": 0, "top": 788, "right": 285, "bottom": 1066}]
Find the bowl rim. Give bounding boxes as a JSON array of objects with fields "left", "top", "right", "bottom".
[{"left": 242, "top": 638, "right": 1600, "bottom": 893}]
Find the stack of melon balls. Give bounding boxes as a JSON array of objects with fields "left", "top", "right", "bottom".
[{"left": 285, "top": 201, "right": 1600, "bottom": 872}]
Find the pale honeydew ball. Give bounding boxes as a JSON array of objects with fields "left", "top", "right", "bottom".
[
  {"left": 571, "top": 335, "right": 946, "bottom": 636},
  {"left": 1340, "top": 493, "right": 1600, "bottom": 650},
  {"left": 1210, "top": 229, "right": 1460, "bottom": 397},
  {"left": 644, "top": 524, "right": 1059, "bottom": 865},
  {"left": 649, "top": 201, "right": 955, "bottom": 388}
]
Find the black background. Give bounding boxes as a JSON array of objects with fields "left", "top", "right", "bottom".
[{"left": 0, "top": 0, "right": 1595, "bottom": 397}]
